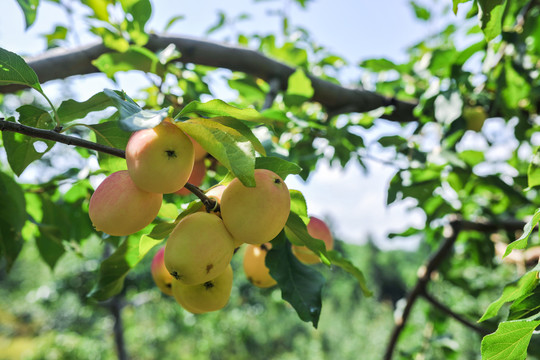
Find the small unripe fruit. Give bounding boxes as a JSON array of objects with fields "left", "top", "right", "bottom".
[
  {"left": 221, "top": 169, "right": 290, "bottom": 245},
  {"left": 243, "top": 243, "right": 276, "bottom": 288},
  {"left": 463, "top": 106, "right": 487, "bottom": 132},
  {"left": 172, "top": 264, "right": 233, "bottom": 313},
  {"left": 292, "top": 216, "right": 334, "bottom": 264},
  {"left": 151, "top": 247, "right": 174, "bottom": 296},
  {"left": 89, "top": 170, "right": 162, "bottom": 236},
  {"left": 164, "top": 212, "right": 235, "bottom": 285},
  {"left": 126, "top": 121, "right": 195, "bottom": 194},
  {"left": 176, "top": 160, "right": 206, "bottom": 196}
]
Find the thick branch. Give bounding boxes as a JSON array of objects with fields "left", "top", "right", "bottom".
[{"left": 0, "top": 34, "right": 417, "bottom": 122}]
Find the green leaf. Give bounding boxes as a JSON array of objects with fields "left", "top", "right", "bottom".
[
  {"left": 177, "top": 118, "right": 256, "bottom": 187},
  {"left": 92, "top": 46, "right": 164, "bottom": 78},
  {"left": 284, "top": 69, "right": 314, "bottom": 107},
  {"left": 326, "top": 250, "right": 372, "bottom": 297},
  {"left": 44, "top": 25, "right": 68, "bottom": 48},
  {"left": 89, "top": 120, "right": 130, "bottom": 172},
  {"left": 410, "top": 1, "right": 431, "bottom": 21},
  {"left": 478, "top": 0, "right": 506, "bottom": 42},
  {"left": 212, "top": 117, "right": 266, "bottom": 156},
  {"left": 3, "top": 107, "right": 55, "bottom": 176},
  {"left": 255, "top": 156, "right": 302, "bottom": 180},
  {"left": 102, "top": 89, "right": 168, "bottom": 131},
  {"left": 528, "top": 148, "right": 540, "bottom": 189},
  {"left": 57, "top": 91, "right": 114, "bottom": 124},
  {"left": 509, "top": 287, "right": 540, "bottom": 321},
  {"left": 15, "top": 0, "right": 40, "bottom": 29},
  {"left": 289, "top": 190, "right": 309, "bottom": 224},
  {"left": 164, "top": 15, "right": 185, "bottom": 32},
  {"left": 359, "top": 58, "right": 398, "bottom": 72},
  {"left": 35, "top": 197, "right": 67, "bottom": 270},
  {"left": 453, "top": 0, "right": 471, "bottom": 15},
  {"left": 266, "top": 232, "right": 325, "bottom": 328},
  {"left": 206, "top": 11, "right": 226, "bottom": 35},
  {"left": 120, "top": 0, "right": 151, "bottom": 45},
  {"left": 178, "top": 99, "right": 273, "bottom": 125},
  {"left": 479, "top": 269, "right": 539, "bottom": 322},
  {"left": 0, "top": 47, "right": 43, "bottom": 92},
  {"left": 0, "top": 171, "right": 26, "bottom": 271},
  {"left": 481, "top": 320, "right": 540, "bottom": 360},
  {"left": 81, "top": 0, "right": 110, "bottom": 21},
  {"left": 89, "top": 234, "right": 152, "bottom": 300},
  {"left": 285, "top": 212, "right": 330, "bottom": 265},
  {"left": 502, "top": 59, "right": 530, "bottom": 110},
  {"left": 503, "top": 208, "right": 540, "bottom": 258}
]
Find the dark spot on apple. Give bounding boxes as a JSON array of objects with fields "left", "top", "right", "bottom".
[
  {"left": 166, "top": 149, "right": 177, "bottom": 158},
  {"left": 203, "top": 281, "right": 214, "bottom": 290},
  {"left": 260, "top": 244, "right": 269, "bottom": 251},
  {"left": 274, "top": 178, "right": 281, "bottom": 184},
  {"left": 206, "top": 263, "right": 214, "bottom": 274},
  {"left": 170, "top": 271, "right": 181, "bottom": 280},
  {"left": 166, "top": 282, "right": 172, "bottom": 288}
]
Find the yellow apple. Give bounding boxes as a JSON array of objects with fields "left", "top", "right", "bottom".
[
  {"left": 126, "top": 120, "right": 195, "bottom": 194},
  {"left": 220, "top": 169, "right": 290, "bottom": 245},
  {"left": 151, "top": 247, "right": 174, "bottom": 296},
  {"left": 172, "top": 264, "right": 233, "bottom": 313},
  {"left": 243, "top": 243, "right": 277, "bottom": 288},
  {"left": 164, "top": 212, "right": 235, "bottom": 285},
  {"left": 88, "top": 170, "right": 162, "bottom": 236},
  {"left": 176, "top": 159, "right": 207, "bottom": 196},
  {"left": 292, "top": 216, "right": 334, "bottom": 264}
]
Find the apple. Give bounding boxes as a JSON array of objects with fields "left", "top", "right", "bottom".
[
  {"left": 164, "top": 212, "right": 235, "bottom": 285},
  {"left": 176, "top": 159, "right": 206, "bottom": 196},
  {"left": 151, "top": 247, "right": 174, "bottom": 296},
  {"left": 463, "top": 106, "right": 487, "bottom": 132},
  {"left": 189, "top": 135, "right": 208, "bottom": 161},
  {"left": 172, "top": 264, "right": 233, "bottom": 313},
  {"left": 243, "top": 243, "right": 277, "bottom": 288},
  {"left": 220, "top": 169, "right": 290, "bottom": 246},
  {"left": 88, "top": 170, "right": 162, "bottom": 236},
  {"left": 126, "top": 120, "right": 194, "bottom": 194},
  {"left": 292, "top": 216, "right": 334, "bottom": 264}
]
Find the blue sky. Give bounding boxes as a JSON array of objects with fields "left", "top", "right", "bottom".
[{"left": 1, "top": 0, "right": 461, "bottom": 248}]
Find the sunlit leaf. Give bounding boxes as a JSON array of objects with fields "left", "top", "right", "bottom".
[
  {"left": 89, "top": 119, "right": 130, "bottom": 172},
  {"left": 284, "top": 68, "right": 314, "bottom": 106},
  {"left": 81, "top": 0, "right": 110, "bottom": 21},
  {"left": 255, "top": 156, "right": 301, "bottom": 180},
  {"left": 178, "top": 99, "right": 272, "bottom": 125},
  {"left": 177, "top": 118, "right": 256, "bottom": 187},
  {"left": 0, "top": 47, "right": 42, "bottom": 92},
  {"left": 503, "top": 209, "right": 540, "bottom": 258},
  {"left": 528, "top": 147, "right": 540, "bottom": 189},
  {"left": 15, "top": 0, "right": 40, "bottom": 29},
  {"left": 93, "top": 46, "right": 165, "bottom": 78},
  {"left": 326, "top": 250, "right": 372, "bottom": 297},
  {"left": 57, "top": 91, "right": 114, "bottom": 124},
  {"left": 479, "top": 269, "right": 539, "bottom": 322},
  {"left": 481, "top": 320, "right": 540, "bottom": 360},
  {"left": 478, "top": 0, "right": 506, "bottom": 42}
]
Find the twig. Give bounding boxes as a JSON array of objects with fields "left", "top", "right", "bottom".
[
  {"left": 0, "top": 118, "right": 125, "bottom": 158},
  {"left": 383, "top": 219, "right": 461, "bottom": 360},
  {"left": 421, "top": 291, "right": 491, "bottom": 336},
  {"left": 0, "top": 118, "right": 213, "bottom": 203},
  {"left": 0, "top": 34, "right": 418, "bottom": 122}
]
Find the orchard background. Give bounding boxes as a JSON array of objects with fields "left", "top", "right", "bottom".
[{"left": 1, "top": 0, "right": 540, "bottom": 359}]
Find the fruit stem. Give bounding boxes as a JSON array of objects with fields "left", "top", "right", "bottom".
[{"left": 184, "top": 182, "right": 220, "bottom": 213}]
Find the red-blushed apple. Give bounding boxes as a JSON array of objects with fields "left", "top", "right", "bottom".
[
  {"left": 151, "top": 247, "right": 174, "bottom": 296},
  {"left": 292, "top": 216, "right": 334, "bottom": 264},
  {"left": 188, "top": 135, "right": 208, "bottom": 161},
  {"left": 220, "top": 169, "right": 290, "bottom": 246},
  {"left": 243, "top": 243, "right": 277, "bottom": 288},
  {"left": 88, "top": 170, "right": 162, "bottom": 236},
  {"left": 126, "top": 120, "right": 194, "bottom": 194},
  {"left": 164, "top": 212, "right": 235, "bottom": 285},
  {"left": 176, "top": 160, "right": 206, "bottom": 196}
]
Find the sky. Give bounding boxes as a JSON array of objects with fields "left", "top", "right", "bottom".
[{"left": 0, "top": 0, "right": 461, "bottom": 249}]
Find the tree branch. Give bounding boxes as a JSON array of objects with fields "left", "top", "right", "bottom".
[
  {"left": 420, "top": 291, "right": 491, "bottom": 336},
  {"left": 0, "top": 34, "right": 417, "bottom": 122},
  {"left": 383, "top": 220, "right": 461, "bottom": 360},
  {"left": 0, "top": 118, "right": 126, "bottom": 158},
  {"left": 0, "top": 118, "right": 216, "bottom": 206}
]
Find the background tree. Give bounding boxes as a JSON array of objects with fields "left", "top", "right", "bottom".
[{"left": 1, "top": 0, "right": 540, "bottom": 359}]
